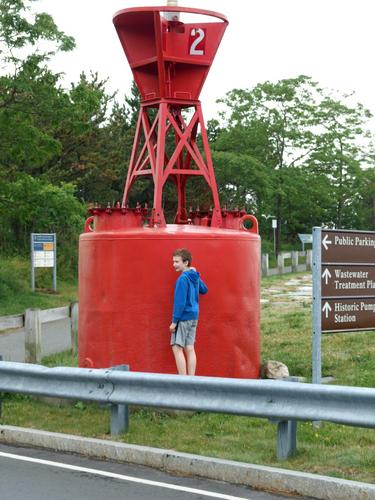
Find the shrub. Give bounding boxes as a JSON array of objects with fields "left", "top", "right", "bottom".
[{"left": 0, "top": 174, "right": 86, "bottom": 275}]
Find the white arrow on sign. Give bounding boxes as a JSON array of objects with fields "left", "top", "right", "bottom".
[
  {"left": 322, "top": 302, "right": 332, "bottom": 318},
  {"left": 322, "top": 268, "right": 332, "bottom": 285},
  {"left": 322, "top": 234, "right": 332, "bottom": 250}
]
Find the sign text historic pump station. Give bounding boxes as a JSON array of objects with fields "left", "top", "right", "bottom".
[
  {"left": 312, "top": 227, "right": 375, "bottom": 383},
  {"left": 78, "top": 5, "right": 261, "bottom": 377}
]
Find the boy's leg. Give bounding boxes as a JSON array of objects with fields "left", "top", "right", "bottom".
[
  {"left": 172, "top": 345, "right": 187, "bottom": 375},
  {"left": 184, "top": 345, "right": 196, "bottom": 376}
]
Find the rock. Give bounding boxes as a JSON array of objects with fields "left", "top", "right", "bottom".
[{"left": 261, "top": 360, "right": 289, "bottom": 379}]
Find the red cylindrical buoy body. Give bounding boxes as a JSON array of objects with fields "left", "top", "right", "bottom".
[
  {"left": 78, "top": 212, "right": 260, "bottom": 378},
  {"left": 78, "top": 6, "right": 261, "bottom": 378}
]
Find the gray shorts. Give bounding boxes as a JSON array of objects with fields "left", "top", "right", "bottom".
[{"left": 170, "top": 320, "right": 198, "bottom": 347}]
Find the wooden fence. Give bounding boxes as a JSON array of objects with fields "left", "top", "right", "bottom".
[
  {"left": 0, "top": 303, "right": 78, "bottom": 364},
  {"left": 261, "top": 250, "right": 312, "bottom": 277}
]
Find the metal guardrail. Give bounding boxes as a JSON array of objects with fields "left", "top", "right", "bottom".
[{"left": 1, "top": 361, "right": 375, "bottom": 459}]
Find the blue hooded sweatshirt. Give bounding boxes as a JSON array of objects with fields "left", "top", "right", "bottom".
[{"left": 172, "top": 269, "right": 208, "bottom": 323}]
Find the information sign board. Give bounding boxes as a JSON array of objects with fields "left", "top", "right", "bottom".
[
  {"left": 31, "top": 233, "right": 57, "bottom": 291},
  {"left": 312, "top": 227, "right": 375, "bottom": 384},
  {"left": 298, "top": 233, "right": 312, "bottom": 251}
]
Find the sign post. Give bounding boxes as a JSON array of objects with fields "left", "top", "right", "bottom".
[
  {"left": 298, "top": 233, "right": 312, "bottom": 252},
  {"left": 312, "top": 227, "right": 322, "bottom": 384},
  {"left": 272, "top": 219, "right": 277, "bottom": 256},
  {"left": 31, "top": 233, "right": 57, "bottom": 291},
  {"left": 312, "top": 227, "right": 375, "bottom": 384}
]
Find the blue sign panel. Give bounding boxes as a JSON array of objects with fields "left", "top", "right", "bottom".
[
  {"left": 33, "top": 234, "right": 55, "bottom": 243},
  {"left": 33, "top": 242, "right": 44, "bottom": 251}
]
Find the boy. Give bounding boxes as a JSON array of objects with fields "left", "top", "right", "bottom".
[{"left": 169, "top": 248, "right": 208, "bottom": 375}]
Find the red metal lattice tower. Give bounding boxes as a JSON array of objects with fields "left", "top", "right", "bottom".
[{"left": 113, "top": 6, "right": 228, "bottom": 227}]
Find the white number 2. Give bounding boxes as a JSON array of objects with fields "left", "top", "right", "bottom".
[{"left": 189, "top": 28, "right": 205, "bottom": 56}]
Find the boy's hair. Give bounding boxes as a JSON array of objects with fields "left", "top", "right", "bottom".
[{"left": 173, "top": 248, "right": 192, "bottom": 266}]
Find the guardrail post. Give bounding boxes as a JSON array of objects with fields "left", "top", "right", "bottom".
[
  {"left": 70, "top": 301, "right": 79, "bottom": 355},
  {"left": 25, "top": 309, "right": 42, "bottom": 364},
  {"left": 270, "top": 377, "right": 299, "bottom": 459},
  {"left": 110, "top": 364, "right": 129, "bottom": 436},
  {"left": 276, "top": 420, "right": 297, "bottom": 460},
  {"left": 268, "top": 416, "right": 297, "bottom": 460}
]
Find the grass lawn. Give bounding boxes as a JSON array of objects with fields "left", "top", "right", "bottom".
[
  {"left": 0, "top": 257, "right": 77, "bottom": 316},
  {"left": 1, "top": 271, "right": 375, "bottom": 483}
]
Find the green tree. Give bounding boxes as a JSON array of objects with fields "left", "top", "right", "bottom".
[
  {"left": 0, "top": 0, "right": 75, "bottom": 170},
  {"left": 216, "top": 76, "right": 320, "bottom": 251},
  {"left": 213, "top": 76, "right": 375, "bottom": 249},
  {"left": 308, "top": 93, "right": 374, "bottom": 228},
  {"left": 44, "top": 72, "right": 118, "bottom": 202},
  {"left": 0, "top": 1, "right": 138, "bottom": 205},
  {"left": 0, "top": 0, "right": 74, "bottom": 60},
  {"left": 362, "top": 166, "right": 375, "bottom": 228},
  {"left": 123, "top": 80, "right": 141, "bottom": 127},
  {"left": 0, "top": 0, "right": 85, "bottom": 268},
  {"left": 0, "top": 174, "right": 85, "bottom": 272},
  {"left": 0, "top": 60, "right": 68, "bottom": 178}
]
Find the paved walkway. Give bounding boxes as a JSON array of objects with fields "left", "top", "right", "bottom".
[{"left": 261, "top": 273, "right": 312, "bottom": 307}]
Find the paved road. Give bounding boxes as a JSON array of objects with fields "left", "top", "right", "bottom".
[
  {"left": 0, "top": 444, "right": 310, "bottom": 500},
  {"left": 0, "top": 318, "right": 71, "bottom": 362}
]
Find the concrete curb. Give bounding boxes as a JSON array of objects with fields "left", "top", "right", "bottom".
[{"left": 0, "top": 425, "right": 374, "bottom": 500}]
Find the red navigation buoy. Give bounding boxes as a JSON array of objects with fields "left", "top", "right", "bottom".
[{"left": 78, "top": 5, "right": 261, "bottom": 378}]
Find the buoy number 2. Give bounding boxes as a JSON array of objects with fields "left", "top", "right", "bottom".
[{"left": 189, "top": 28, "right": 206, "bottom": 56}]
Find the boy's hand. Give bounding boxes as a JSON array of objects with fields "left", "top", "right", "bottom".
[{"left": 169, "top": 322, "right": 177, "bottom": 333}]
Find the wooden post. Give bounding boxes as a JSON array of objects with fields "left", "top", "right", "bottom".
[
  {"left": 261, "top": 253, "right": 269, "bottom": 277},
  {"left": 291, "top": 251, "right": 299, "bottom": 273},
  {"left": 70, "top": 301, "right": 79, "bottom": 355},
  {"left": 277, "top": 253, "right": 284, "bottom": 275},
  {"left": 25, "top": 308, "right": 42, "bottom": 364}
]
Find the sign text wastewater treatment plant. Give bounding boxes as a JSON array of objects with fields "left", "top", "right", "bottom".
[{"left": 320, "top": 230, "right": 375, "bottom": 332}]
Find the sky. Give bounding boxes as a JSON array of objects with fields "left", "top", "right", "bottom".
[{"left": 34, "top": 0, "right": 375, "bottom": 121}]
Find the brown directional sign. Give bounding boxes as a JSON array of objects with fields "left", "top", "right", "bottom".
[
  {"left": 322, "top": 230, "right": 375, "bottom": 264},
  {"left": 318, "top": 229, "right": 375, "bottom": 333},
  {"left": 321, "top": 298, "right": 375, "bottom": 332},
  {"left": 313, "top": 228, "right": 375, "bottom": 383},
  {"left": 321, "top": 265, "right": 375, "bottom": 297}
]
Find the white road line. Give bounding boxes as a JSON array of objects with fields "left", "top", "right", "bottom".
[{"left": 0, "top": 451, "right": 250, "bottom": 500}]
